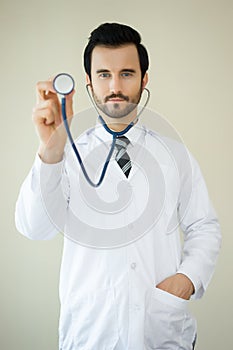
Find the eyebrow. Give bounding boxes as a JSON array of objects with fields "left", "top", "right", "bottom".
[
  {"left": 96, "top": 69, "right": 110, "bottom": 74},
  {"left": 96, "top": 68, "right": 136, "bottom": 74}
]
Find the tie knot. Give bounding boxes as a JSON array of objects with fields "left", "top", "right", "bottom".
[{"left": 115, "top": 136, "right": 130, "bottom": 150}]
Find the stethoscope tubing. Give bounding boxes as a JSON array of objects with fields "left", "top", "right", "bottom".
[
  {"left": 61, "top": 97, "right": 118, "bottom": 187},
  {"left": 59, "top": 80, "right": 150, "bottom": 187}
]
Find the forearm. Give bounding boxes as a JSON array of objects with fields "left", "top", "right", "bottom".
[
  {"left": 177, "top": 208, "right": 221, "bottom": 298},
  {"left": 176, "top": 152, "right": 221, "bottom": 298},
  {"left": 38, "top": 142, "right": 64, "bottom": 164}
]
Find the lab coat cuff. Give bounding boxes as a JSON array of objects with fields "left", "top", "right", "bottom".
[
  {"left": 34, "top": 153, "right": 65, "bottom": 169},
  {"left": 176, "top": 268, "right": 203, "bottom": 299}
]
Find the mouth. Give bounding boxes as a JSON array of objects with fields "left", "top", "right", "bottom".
[
  {"left": 105, "top": 94, "right": 129, "bottom": 103},
  {"left": 108, "top": 98, "right": 126, "bottom": 103}
]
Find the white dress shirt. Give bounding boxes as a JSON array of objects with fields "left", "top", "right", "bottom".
[{"left": 15, "top": 122, "right": 221, "bottom": 350}]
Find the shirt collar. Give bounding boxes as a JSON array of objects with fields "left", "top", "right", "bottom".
[{"left": 93, "top": 118, "right": 147, "bottom": 147}]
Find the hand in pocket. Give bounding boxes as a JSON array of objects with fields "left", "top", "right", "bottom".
[{"left": 156, "top": 273, "right": 194, "bottom": 300}]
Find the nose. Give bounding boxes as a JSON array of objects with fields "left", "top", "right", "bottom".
[{"left": 109, "top": 75, "right": 122, "bottom": 94}]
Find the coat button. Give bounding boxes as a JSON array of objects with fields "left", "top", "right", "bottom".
[
  {"left": 131, "top": 262, "right": 136, "bottom": 269},
  {"left": 134, "top": 303, "right": 141, "bottom": 311}
]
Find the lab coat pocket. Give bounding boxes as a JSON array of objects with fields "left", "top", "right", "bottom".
[
  {"left": 70, "top": 288, "right": 119, "bottom": 350},
  {"left": 144, "top": 287, "right": 196, "bottom": 350}
]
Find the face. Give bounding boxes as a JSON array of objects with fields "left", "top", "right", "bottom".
[{"left": 87, "top": 44, "right": 148, "bottom": 120}]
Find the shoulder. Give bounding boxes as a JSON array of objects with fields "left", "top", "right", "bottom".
[
  {"left": 143, "top": 126, "right": 202, "bottom": 179},
  {"left": 144, "top": 126, "right": 191, "bottom": 160}
]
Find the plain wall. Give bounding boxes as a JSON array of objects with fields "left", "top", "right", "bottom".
[{"left": 1, "top": 0, "right": 232, "bottom": 349}]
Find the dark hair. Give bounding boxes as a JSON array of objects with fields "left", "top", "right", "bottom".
[{"left": 84, "top": 23, "right": 149, "bottom": 81}]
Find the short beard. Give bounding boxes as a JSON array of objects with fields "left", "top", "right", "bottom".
[{"left": 93, "top": 88, "right": 142, "bottom": 119}]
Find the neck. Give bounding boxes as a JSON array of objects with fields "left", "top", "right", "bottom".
[
  {"left": 102, "top": 111, "right": 138, "bottom": 132},
  {"left": 108, "top": 122, "right": 133, "bottom": 132}
]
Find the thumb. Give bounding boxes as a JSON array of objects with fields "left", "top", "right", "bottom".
[{"left": 65, "top": 89, "right": 76, "bottom": 119}]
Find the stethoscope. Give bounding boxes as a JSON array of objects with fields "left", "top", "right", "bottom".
[{"left": 53, "top": 73, "right": 150, "bottom": 187}]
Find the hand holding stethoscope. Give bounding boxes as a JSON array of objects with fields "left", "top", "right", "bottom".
[{"left": 32, "top": 76, "right": 75, "bottom": 165}]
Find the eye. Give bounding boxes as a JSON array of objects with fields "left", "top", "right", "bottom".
[
  {"left": 99, "top": 73, "right": 111, "bottom": 78},
  {"left": 121, "top": 72, "right": 133, "bottom": 78}
]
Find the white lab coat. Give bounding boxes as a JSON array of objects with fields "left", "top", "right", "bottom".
[{"left": 15, "top": 123, "right": 221, "bottom": 350}]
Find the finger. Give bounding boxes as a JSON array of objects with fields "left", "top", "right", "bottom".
[
  {"left": 33, "top": 106, "right": 57, "bottom": 125},
  {"left": 34, "top": 98, "right": 62, "bottom": 124},
  {"left": 34, "top": 99, "right": 59, "bottom": 113},
  {"left": 65, "top": 89, "right": 76, "bottom": 119},
  {"left": 33, "top": 100, "right": 59, "bottom": 125},
  {"left": 36, "top": 80, "right": 57, "bottom": 103}
]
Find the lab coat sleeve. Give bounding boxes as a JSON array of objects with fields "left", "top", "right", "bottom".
[
  {"left": 15, "top": 153, "right": 70, "bottom": 240},
  {"left": 176, "top": 153, "right": 221, "bottom": 299}
]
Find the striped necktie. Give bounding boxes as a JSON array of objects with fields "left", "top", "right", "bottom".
[{"left": 115, "top": 136, "right": 132, "bottom": 178}]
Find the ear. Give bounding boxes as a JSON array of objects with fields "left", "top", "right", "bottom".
[
  {"left": 142, "top": 72, "right": 148, "bottom": 90},
  {"left": 86, "top": 74, "right": 92, "bottom": 86}
]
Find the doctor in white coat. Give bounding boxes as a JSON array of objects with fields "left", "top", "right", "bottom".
[{"left": 15, "top": 23, "right": 221, "bottom": 350}]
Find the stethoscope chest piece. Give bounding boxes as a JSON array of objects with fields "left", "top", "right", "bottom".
[{"left": 53, "top": 73, "right": 75, "bottom": 95}]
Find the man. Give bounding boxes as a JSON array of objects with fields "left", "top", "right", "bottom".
[{"left": 15, "top": 23, "right": 221, "bottom": 350}]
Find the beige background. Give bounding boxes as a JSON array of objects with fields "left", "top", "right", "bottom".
[{"left": 1, "top": 0, "right": 232, "bottom": 349}]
